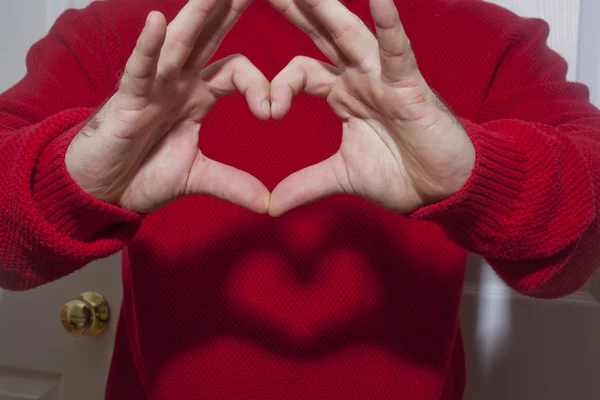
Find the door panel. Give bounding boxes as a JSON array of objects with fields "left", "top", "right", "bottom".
[
  {"left": 462, "top": 1, "right": 600, "bottom": 399},
  {"left": 0, "top": 3, "right": 119, "bottom": 399},
  {"left": 0, "top": 367, "right": 61, "bottom": 400}
]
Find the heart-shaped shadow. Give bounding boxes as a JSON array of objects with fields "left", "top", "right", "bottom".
[
  {"left": 122, "top": 194, "right": 466, "bottom": 397},
  {"left": 227, "top": 246, "right": 383, "bottom": 343}
]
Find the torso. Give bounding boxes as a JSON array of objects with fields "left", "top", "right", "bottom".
[{"left": 107, "top": 1, "right": 484, "bottom": 398}]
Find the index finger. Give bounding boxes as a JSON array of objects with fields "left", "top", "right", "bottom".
[
  {"left": 157, "top": 0, "right": 220, "bottom": 79},
  {"left": 119, "top": 11, "right": 167, "bottom": 101},
  {"left": 267, "top": 0, "right": 347, "bottom": 65},
  {"left": 297, "top": 0, "right": 378, "bottom": 68},
  {"left": 186, "top": 0, "right": 253, "bottom": 70}
]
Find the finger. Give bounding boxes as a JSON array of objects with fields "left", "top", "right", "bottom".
[
  {"left": 270, "top": 56, "right": 339, "bottom": 119},
  {"left": 186, "top": 0, "right": 252, "bottom": 70},
  {"left": 268, "top": 152, "right": 348, "bottom": 217},
  {"left": 186, "top": 155, "right": 271, "bottom": 214},
  {"left": 267, "top": 0, "right": 347, "bottom": 65},
  {"left": 119, "top": 11, "right": 167, "bottom": 100},
  {"left": 202, "top": 55, "right": 272, "bottom": 120},
  {"left": 295, "top": 0, "right": 378, "bottom": 69},
  {"left": 370, "top": 0, "right": 417, "bottom": 83},
  {"left": 157, "top": 0, "right": 220, "bottom": 79}
]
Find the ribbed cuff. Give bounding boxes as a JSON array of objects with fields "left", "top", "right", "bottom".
[
  {"left": 32, "top": 119, "right": 141, "bottom": 243},
  {"left": 411, "top": 119, "right": 528, "bottom": 247}
]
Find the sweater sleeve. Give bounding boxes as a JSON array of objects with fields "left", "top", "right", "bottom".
[
  {"left": 0, "top": 3, "right": 144, "bottom": 291},
  {"left": 411, "top": 8, "right": 600, "bottom": 298}
]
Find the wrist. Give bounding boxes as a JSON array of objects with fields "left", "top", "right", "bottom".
[
  {"left": 64, "top": 107, "right": 130, "bottom": 206},
  {"left": 34, "top": 120, "right": 141, "bottom": 241},
  {"left": 416, "top": 114, "right": 476, "bottom": 206},
  {"left": 451, "top": 124, "right": 476, "bottom": 192}
]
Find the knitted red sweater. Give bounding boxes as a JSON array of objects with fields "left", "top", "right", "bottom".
[{"left": 1, "top": 0, "right": 599, "bottom": 399}]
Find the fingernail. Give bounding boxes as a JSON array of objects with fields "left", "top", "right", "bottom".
[
  {"left": 261, "top": 100, "right": 270, "bottom": 117},
  {"left": 271, "top": 101, "right": 278, "bottom": 114}
]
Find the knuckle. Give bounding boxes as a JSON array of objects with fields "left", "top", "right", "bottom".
[
  {"left": 378, "top": 45, "right": 406, "bottom": 59},
  {"left": 350, "top": 56, "right": 377, "bottom": 74},
  {"left": 118, "top": 74, "right": 129, "bottom": 91},
  {"left": 304, "top": 0, "right": 323, "bottom": 11},
  {"left": 158, "top": 60, "right": 180, "bottom": 80},
  {"left": 289, "top": 56, "right": 311, "bottom": 71},
  {"left": 124, "top": 63, "right": 150, "bottom": 82},
  {"left": 305, "top": 26, "right": 320, "bottom": 41},
  {"left": 233, "top": 53, "right": 250, "bottom": 62},
  {"left": 291, "top": 55, "right": 309, "bottom": 65},
  {"left": 154, "top": 71, "right": 171, "bottom": 86},
  {"left": 218, "top": 170, "right": 238, "bottom": 199},
  {"left": 171, "top": 34, "right": 195, "bottom": 49},
  {"left": 326, "top": 89, "right": 341, "bottom": 107},
  {"left": 331, "top": 23, "right": 352, "bottom": 41},
  {"left": 124, "top": 57, "right": 137, "bottom": 74},
  {"left": 331, "top": 16, "right": 361, "bottom": 41},
  {"left": 135, "top": 36, "right": 146, "bottom": 51},
  {"left": 228, "top": 53, "right": 250, "bottom": 67}
]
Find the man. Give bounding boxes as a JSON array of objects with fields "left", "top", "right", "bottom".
[{"left": 0, "top": 0, "right": 598, "bottom": 398}]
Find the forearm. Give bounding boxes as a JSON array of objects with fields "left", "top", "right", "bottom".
[
  {"left": 0, "top": 3, "right": 142, "bottom": 291},
  {"left": 0, "top": 110, "right": 141, "bottom": 291},
  {"left": 412, "top": 118, "right": 598, "bottom": 298}
]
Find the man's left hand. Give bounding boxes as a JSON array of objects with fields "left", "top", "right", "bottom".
[{"left": 267, "top": 0, "right": 476, "bottom": 216}]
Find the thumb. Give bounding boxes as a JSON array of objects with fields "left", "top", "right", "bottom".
[
  {"left": 185, "top": 155, "right": 270, "bottom": 214},
  {"left": 268, "top": 152, "right": 348, "bottom": 217}
]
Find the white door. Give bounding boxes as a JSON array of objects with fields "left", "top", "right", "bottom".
[
  {"left": 0, "top": 4, "right": 117, "bottom": 400},
  {"left": 0, "top": 1, "right": 599, "bottom": 399},
  {"left": 461, "top": 1, "right": 600, "bottom": 399}
]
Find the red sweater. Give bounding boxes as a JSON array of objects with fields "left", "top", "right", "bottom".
[{"left": 1, "top": 0, "right": 599, "bottom": 398}]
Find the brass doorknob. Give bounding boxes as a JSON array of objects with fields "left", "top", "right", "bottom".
[{"left": 61, "top": 292, "right": 110, "bottom": 336}]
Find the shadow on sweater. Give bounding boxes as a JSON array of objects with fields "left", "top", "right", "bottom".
[{"left": 124, "top": 195, "right": 466, "bottom": 397}]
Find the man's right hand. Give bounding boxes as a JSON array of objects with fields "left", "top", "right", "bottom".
[{"left": 65, "top": 0, "right": 271, "bottom": 214}]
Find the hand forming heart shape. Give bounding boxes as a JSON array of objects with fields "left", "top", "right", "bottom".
[
  {"left": 266, "top": 0, "right": 476, "bottom": 216},
  {"left": 66, "top": 0, "right": 475, "bottom": 217}
]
